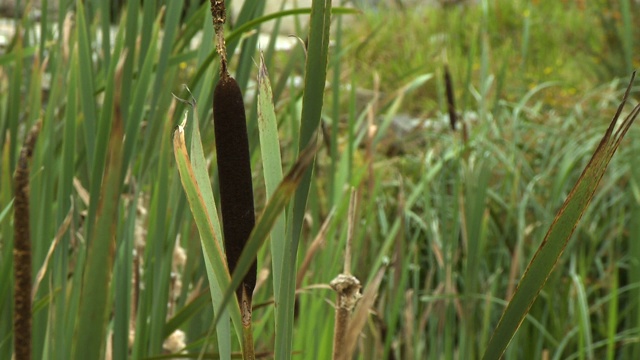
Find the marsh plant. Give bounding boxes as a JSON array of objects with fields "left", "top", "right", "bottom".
[{"left": 2, "top": 1, "right": 640, "bottom": 359}]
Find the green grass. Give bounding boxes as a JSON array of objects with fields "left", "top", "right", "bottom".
[{"left": 1, "top": 0, "right": 640, "bottom": 359}]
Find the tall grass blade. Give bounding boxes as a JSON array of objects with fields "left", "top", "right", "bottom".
[
  {"left": 571, "top": 271, "right": 594, "bottom": 360},
  {"left": 255, "top": 52, "right": 290, "bottom": 358},
  {"left": 619, "top": 0, "right": 633, "bottom": 73},
  {"left": 292, "top": 0, "right": 334, "bottom": 231},
  {"left": 52, "top": 43, "right": 79, "bottom": 360},
  {"left": 75, "top": 0, "right": 98, "bottom": 171},
  {"left": 72, "top": 54, "right": 126, "bottom": 360},
  {"left": 284, "top": 0, "right": 334, "bottom": 357},
  {"left": 627, "top": 141, "right": 640, "bottom": 357},
  {"left": 122, "top": 10, "right": 162, "bottom": 182}
]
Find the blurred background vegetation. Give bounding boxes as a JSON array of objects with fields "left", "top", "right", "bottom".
[{"left": 1, "top": 0, "right": 640, "bottom": 359}]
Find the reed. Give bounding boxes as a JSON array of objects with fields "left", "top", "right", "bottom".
[
  {"left": 2, "top": 1, "right": 640, "bottom": 359},
  {"left": 12, "top": 121, "right": 41, "bottom": 360}
]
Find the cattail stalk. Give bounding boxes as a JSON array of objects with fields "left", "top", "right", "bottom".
[
  {"left": 13, "top": 121, "right": 41, "bottom": 360},
  {"left": 444, "top": 64, "right": 468, "bottom": 142}
]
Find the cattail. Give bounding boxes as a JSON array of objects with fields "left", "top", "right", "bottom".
[
  {"left": 209, "top": 1, "right": 256, "bottom": 355},
  {"left": 213, "top": 72, "right": 257, "bottom": 303},
  {"left": 13, "top": 121, "right": 41, "bottom": 360},
  {"left": 444, "top": 64, "right": 468, "bottom": 142},
  {"left": 444, "top": 65, "right": 457, "bottom": 131}
]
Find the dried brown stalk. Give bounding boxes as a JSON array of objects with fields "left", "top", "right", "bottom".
[{"left": 331, "top": 189, "right": 362, "bottom": 360}]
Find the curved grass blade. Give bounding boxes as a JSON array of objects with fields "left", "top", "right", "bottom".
[
  {"left": 482, "top": 72, "right": 640, "bottom": 359},
  {"left": 174, "top": 91, "right": 233, "bottom": 359}
]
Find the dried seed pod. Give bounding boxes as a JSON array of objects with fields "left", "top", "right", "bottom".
[{"left": 213, "top": 73, "right": 256, "bottom": 300}]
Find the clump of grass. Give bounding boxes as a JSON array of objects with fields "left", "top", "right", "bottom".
[
  {"left": 483, "top": 71, "right": 640, "bottom": 359},
  {"left": 4, "top": 1, "right": 640, "bottom": 359}
]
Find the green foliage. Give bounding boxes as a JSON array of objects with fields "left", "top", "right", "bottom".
[{"left": 1, "top": 0, "right": 639, "bottom": 359}]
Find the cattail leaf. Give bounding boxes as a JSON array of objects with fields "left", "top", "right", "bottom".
[
  {"left": 121, "top": 8, "right": 162, "bottom": 183},
  {"left": 282, "top": 1, "right": 335, "bottom": 358},
  {"left": 256, "top": 54, "right": 285, "bottom": 291},
  {"left": 172, "top": 114, "right": 244, "bottom": 346},
  {"left": 181, "top": 94, "right": 233, "bottom": 358},
  {"left": 482, "top": 72, "right": 640, "bottom": 359},
  {"left": 73, "top": 53, "right": 126, "bottom": 360},
  {"left": 75, "top": 0, "right": 97, "bottom": 170},
  {"left": 256, "top": 53, "right": 291, "bottom": 358}
]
